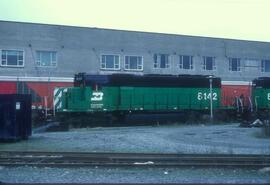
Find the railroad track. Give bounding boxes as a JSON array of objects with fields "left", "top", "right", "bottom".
[
  {"left": 0, "top": 151, "right": 269, "bottom": 168},
  {"left": 1, "top": 183, "right": 270, "bottom": 185}
]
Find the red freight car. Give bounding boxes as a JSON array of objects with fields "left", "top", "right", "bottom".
[
  {"left": 0, "top": 76, "right": 73, "bottom": 110},
  {"left": 221, "top": 81, "right": 252, "bottom": 108}
]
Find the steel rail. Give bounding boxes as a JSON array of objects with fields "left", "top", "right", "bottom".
[
  {"left": 0, "top": 151, "right": 269, "bottom": 168},
  {"left": 1, "top": 183, "right": 270, "bottom": 185}
]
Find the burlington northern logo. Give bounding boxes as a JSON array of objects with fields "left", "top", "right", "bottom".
[{"left": 91, "top": 92, "right": 104, "bottom": 101}]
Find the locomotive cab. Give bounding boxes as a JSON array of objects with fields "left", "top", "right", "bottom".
[{"left": 252, "top": 77, "right": 270, "bottom": 110}]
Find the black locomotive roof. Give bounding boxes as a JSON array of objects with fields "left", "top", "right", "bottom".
[
  {"left": 253, "top": 77, "right": 270, "bottom": 88},
  {"left": 74, "top": 73, "right": 221, "bottom": 88}
]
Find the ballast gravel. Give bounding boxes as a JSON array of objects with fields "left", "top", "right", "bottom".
[
  {"left": 0, "top": 166, "right": 269, "bottom": 184},
  {"left": 0, "top": 123, "right": 269, "bottom": 154},
  {"left": 1, "top": 123, "right": 270, "bottom": 183}
]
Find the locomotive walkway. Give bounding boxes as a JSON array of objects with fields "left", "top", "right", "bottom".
[{"left": 0, "top": 151, "right": 269, "bottom": 168}]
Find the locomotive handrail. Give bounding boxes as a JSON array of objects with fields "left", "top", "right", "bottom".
[
  {"left": 235, "top": 97, "right": 240, "bottom": 112},
  {"left": 248, "top": 96, "right": 253, "bottom": 112},
  {"left": 238, "top": 98, "right": 244, "bottom": 113},
  {"left": 254, "top": 96, "right": 258, "bottom": 112}
]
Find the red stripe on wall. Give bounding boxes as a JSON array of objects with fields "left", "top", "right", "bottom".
[
  {"left": 26, "top": 82, "right": 73, "bottom": 108},
  {"left": 0, "top": 82, "right": 17, "bottom": 94}
]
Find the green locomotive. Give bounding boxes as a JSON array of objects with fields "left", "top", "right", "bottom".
[
  {"left": 252, "top": 77, "right": 270, "bottom": 110},
  {"left": 53, "top": 74, "right": 270, "bottom": 126},
  {"left": 54, "top": 73, "right": 221, "bottom": 113}
]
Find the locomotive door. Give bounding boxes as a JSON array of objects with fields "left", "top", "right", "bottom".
[{"left": 119, "top": 87, "right": 134, "bottom": 110}]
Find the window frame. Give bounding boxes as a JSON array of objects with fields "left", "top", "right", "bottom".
[
  {"left": 229, "top": 57, "right": 241, "bottom": 72},
  {"left": 179, "top": 55, "right": 194, "bottom": 70},
  {"left": 36, "top": 50, "right": 57, "bottom": 68},
  {"left": 154, "top": 54, "right": 170, "bottom": 69},
  {"left": 203, "top": 56, "right": 216, "bottom": 71},
  {"left": 261, "top": 59, "right": 270, "bottom": 73},
  {"left": 100, "top": 54, "right": 121, "bottom": 71},
  {"left": 1, "top": 49, "right": 25, "bottom": 68},
  {"left": 124, "top": 55, "right": 143, "bottom": 71}
]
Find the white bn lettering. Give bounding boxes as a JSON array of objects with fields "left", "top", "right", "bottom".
[{"left": 91, "top": 92, "right": 104, "bottom": 101}]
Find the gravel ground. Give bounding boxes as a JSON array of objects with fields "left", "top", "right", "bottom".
[
  {"left": 1, "top": 123, "right": 270, "bottom": 183},
  {"left": 0, "top": 123, "right": 269, "bottom": 154},
  {"left": 0, "top": 166, "right": 270, "bottom": 183}
]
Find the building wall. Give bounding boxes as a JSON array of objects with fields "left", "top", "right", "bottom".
[{"left": 0, "top": 20, "right": 270, "bottom": 81}]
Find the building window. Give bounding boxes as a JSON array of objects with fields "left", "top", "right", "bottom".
[
  {"left": 36, "top": 51, "right": 57, "bottom": 67},
  {"left": 179, "top": 55, "right": 193, "bottom": 70},
  {"left": 154, "top": 54, "right": 170, "bottom": 68},
  {"left": 203, "top": 56, "right": 216, "bottom": 70},
  {"left": 229, "top": 58, "right": 241, "bottom": 71},
  {"left": 261, "top": 60, "right": 270, "bottom": 72},
  {"left": 1, "top": 50, "right": 24, "bottom": 67},
  {"left": 124, "top": 56, "right": 143, "bottom": 71},
  {"left": 101, "top": 55, "right": 120, "bottom": 70}
]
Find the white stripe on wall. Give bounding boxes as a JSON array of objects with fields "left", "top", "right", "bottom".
[{"left": 0, "top": 76, "right": 73, "bottom": 82}]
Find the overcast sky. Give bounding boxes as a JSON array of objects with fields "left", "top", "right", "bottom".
[{"left": 0, "top": 0, "right": 269, "bottom": 42}]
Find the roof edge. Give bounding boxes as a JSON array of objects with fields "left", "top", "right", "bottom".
[{"left": 1, "top": 19, "right": 270, "bottom": 44}]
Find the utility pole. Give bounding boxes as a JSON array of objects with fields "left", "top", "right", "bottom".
[{"left": 209, "top": 76, "right": 213, "bottom": 121}]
